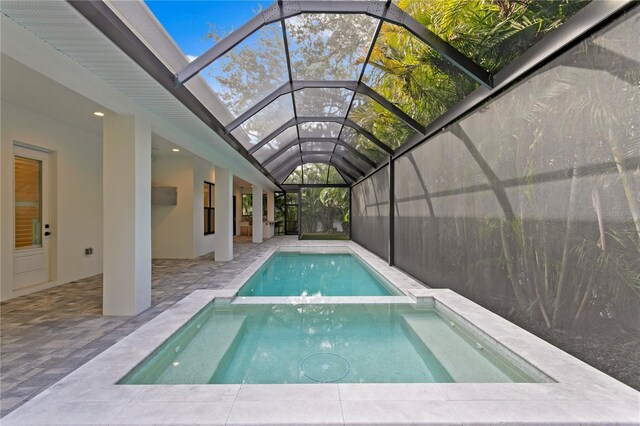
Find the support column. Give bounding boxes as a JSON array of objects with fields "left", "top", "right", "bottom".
[
  {"left": 252, "top": 185, "right": 263, "bottom": 243},
  {"left": 103, "top": 114, "right": 151, "bottom": 316},
  {"left": 388, "top": 156, "right": 395, "bottom": 266},
  {"left": 214, "top": 167, "right": 233, "bottom": 261},
  {"left": 298, "top": 190, "right": 302, "bottom": 240},
  {"left": 348, "top": 187, "right": 352, "bottom": 239}
]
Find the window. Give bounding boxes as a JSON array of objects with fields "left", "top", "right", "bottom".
[
  {"left": 204, "top": 181, "right": 214, "bottom": 235},
  {"left": 241, "top": 193, "right": 269, "bottom": 217},
  {"left": 14, "top": 156, "right": 43, "bottom": 249},
  {"left": 242, "top": 194, "right": 252, "bottom": 216},
  {"left": 263, "top": 194, "right": 267, "bottom": 217}
]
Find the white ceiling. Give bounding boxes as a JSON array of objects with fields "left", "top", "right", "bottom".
[
  {"left": 233, "top": 176, "right": 253, "bottom": 190},
  {"left": 2, "top": 53, "right": 219, "bottom": 165},
  {"left": 151, "top": 132, "right": 192, "bottom": 157},
  {"left": 1, "top": 54, "right": 107, "bottom": 135}
]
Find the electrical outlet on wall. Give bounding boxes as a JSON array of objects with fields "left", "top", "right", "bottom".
[{"left": 85, "top": 248, "right": 93, "bottom": 255}]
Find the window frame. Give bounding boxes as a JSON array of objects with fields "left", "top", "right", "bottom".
[{"left": 204, "top": 181, "right": 215, "bottom": 235}]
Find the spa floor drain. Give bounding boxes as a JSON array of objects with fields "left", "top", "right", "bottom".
[{"left": 300, "top": 353, "right": 351, "bottom": 383}]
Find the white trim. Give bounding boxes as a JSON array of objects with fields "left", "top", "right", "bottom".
[{"left": 12, "top": 144, "right": 51, "bottom": 290}]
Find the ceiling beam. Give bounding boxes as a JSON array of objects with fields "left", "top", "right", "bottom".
[
  {"left": 329, "top": 157, "right": 360, "bottom": 182},
  {"left": 334, "top": 7, "right": 385, "bottom": 175},
  {"left": 262, "top": 138, "right": 377, "bottom": 168},
  {"left": 281, "top": 183, "right": 351, "bottom": 189},
  {"left": 330, "top": 164, "right": 354, "bottom": 185},
  {"left": 276, "top": 151, "right": 366, "bottom": 175},
  {"left": 272, "top": 152, "right": 362, "bottom": 181},
  {"left": 277, "top": 1, "right": 304, "bottom": 171},
  {"left": 225, "top": 80, "right": 425, "bottom": 134},
  {"left": 248, "top": 116, "right": 393, "bottom": 155}
]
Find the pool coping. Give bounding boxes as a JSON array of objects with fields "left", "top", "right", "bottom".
[{"left": 3, "top": 241, "right": 639, "bottom": 425}]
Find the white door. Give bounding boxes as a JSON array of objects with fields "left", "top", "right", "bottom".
[{"left": 13, "top": 146, "right": 50, "bottom": 289}]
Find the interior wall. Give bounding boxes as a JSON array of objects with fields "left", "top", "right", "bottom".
[
  {"left": 0, "top": 101, "right": 103, "bottom": 301},
  {"left": 355, "top": 10, "right": 640, "bottom": 337},
  {"left": 351, "top": 166, "right": 389, "bottom": 260}
]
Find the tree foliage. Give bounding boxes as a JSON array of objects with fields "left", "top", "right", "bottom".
[
  {"left": 301, "top": 187, "right": 350, "bottom": 237},
  {"left": 360, "top": 0, "right": 590, "bottom": 131},
  {"left": 283, "top": 164, "right": 350, "bottom": 238}
]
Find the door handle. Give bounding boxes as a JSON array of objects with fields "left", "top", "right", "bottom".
[{"left": 44, "top": 231, "right": 51, "bottom": 236}]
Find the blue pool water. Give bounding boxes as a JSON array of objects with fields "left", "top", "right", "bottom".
[
  {"left": 120, "top": 303, "right": 538, "bottom": 385},
  {"left": 237, "top": 252, "right": 399, "bottom": 297}
]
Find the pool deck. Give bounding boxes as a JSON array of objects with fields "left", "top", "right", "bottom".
[{"left": 3, "top": 240, "right": 639, "bottom": 425}]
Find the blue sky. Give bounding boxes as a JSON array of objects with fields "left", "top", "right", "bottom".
[{"left": 145, "top": 1, "right": 269, "bottom": 58}]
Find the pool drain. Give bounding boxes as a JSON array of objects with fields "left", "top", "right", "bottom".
[{"left": 300, "top": 353, "right": 351, "bottom": 383}]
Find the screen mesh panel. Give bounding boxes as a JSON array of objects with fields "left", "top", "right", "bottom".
[
  {"left": 302, "top": 163, "right": 330, "bottom": 184},
  {"left": 231, "top": 96, "right": 294, "bottom": 148},
  {"left": 300, "top": 141, "right": 335, "bottom": 152},
  {"left": 393, "top": 0, "right": 590, "bottom": 74},
  {"left": 253, "top": 127, "right": 299, "bottom": 162},
  {"left": 287, "top": 13, "right": 378, "bottom": 80},
  {"left": 283, "top": 166, "right": 303, "bottom": 184},
  {"left": 200, "top": 22, "right": 288, "bottom": 123},
  {"left": 294, "top": 88, "right": 353, "bottom": 117},
  {"left": 351, "top": 166, "right": 389, "bottom": 260},
  {"left": 301, "top": 187, "right": 350, "bottom": 239},
  {"left": 361, "top": 23, "right": 479, "bottom": 131},
  {"left": 334, "top": 145, "right": 372, "bottom": 174},
  {"left": 266, "top": 146, "right": 299, "bottom": 173},
  {"left": 299, "top": 122, "right": 342, "bottom": 139},
  {"left": 341, "top": 127, "right": 387, "bottom": 163},
  {"left": 348, "top": 92, "right": 417, "bottom": 150},
  {"left": 390, "top": 11, "right": 640, "bottom": 341},
  {"left": 328, "top": 166, "right": 346, "bottom": 185}
]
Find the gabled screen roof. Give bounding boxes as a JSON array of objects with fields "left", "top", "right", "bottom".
[
  {"left": 283, "top": 163, "right": 347, "bottom": 185},
  {"left": 146, "top": 0, "right": 590, "bottom": 184}
]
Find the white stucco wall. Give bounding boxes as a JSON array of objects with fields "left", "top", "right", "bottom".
[
  {"left": 151, "top": 154, "right": 217, "bottom": 259},
  {"left": 151, "top": 155, "right": 195, "bottom": 259},
  {"left": 0, "top": 101, "right": 103, "bottom": 301}
]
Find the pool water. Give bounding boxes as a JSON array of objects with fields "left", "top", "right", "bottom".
[
  {"left": 121, "top": 303, "right": 538, "bottom": 385},
  {"left": 237, "top": 252, "right": 400, "bottom": 297}
]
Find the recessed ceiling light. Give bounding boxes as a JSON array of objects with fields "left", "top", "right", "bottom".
[
  {"left": 172, "top": 148, "right": 180, "bottom": 152},
  {"left": 93, "top": 111, "right": 104, "bottom": 117}
]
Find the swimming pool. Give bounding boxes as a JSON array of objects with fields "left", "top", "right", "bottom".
[
  {"left": 237, "top": 251, "right": 401, "bottom": 297},
  {"left": 11, "top": 244, "right": 635, "bottom": 425},
  {"left": 120, "top": 302, "right": 540, "bottom": 385}
]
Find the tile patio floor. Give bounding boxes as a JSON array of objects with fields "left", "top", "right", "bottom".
[{"left": 0, "top": 236, "right": 296, "bottom": 417}]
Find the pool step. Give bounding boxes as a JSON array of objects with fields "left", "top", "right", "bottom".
[
  {"left": 154, "top": 314, "right": 247, "bottom": 384},
  {"left": 400, "top": 314, "right": 516, "bottom": 383}
]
